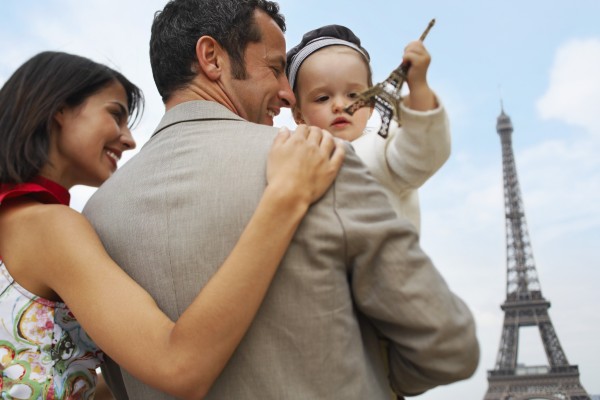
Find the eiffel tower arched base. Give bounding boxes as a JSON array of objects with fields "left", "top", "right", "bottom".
[{"left": 484, "top": 365, "right": 590, "bottom": 400}]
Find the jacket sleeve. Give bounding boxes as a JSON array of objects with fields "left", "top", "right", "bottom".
[
  {"left": 353, "top": 94, "right": 451, "bottom": 195},
  {"left": 334, "top": 146, "right": 479, "bottom": 395}
]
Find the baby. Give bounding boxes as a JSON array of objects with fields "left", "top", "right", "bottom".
[{"left": 287, "top": 24, "right": 451, "bottom": 233}]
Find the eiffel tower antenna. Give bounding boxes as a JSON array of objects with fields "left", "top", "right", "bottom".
[{"left": 484, "top": 107, "right": 590, "bottom": 399}]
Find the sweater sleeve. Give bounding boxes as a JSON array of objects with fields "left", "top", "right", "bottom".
[{"left": 353, "top": 94, "right": 451, "bottom": 195}]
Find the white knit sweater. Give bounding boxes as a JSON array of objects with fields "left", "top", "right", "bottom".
[{"left": 352, "top": 98, "right": 451, "bottom": 233}]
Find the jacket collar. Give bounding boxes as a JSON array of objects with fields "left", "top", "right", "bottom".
[{"left": 152, "top": 101, "right": 245, "bottom": 139}]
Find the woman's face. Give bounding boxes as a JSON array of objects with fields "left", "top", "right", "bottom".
[{"left": 44, "top": 81, "right": 136, "bottom": 188}]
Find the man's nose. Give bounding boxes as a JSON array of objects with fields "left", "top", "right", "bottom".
[{"left": 280, "top": 76, "right": 296, "bottom": 108}]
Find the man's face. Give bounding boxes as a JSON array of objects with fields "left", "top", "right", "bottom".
[{"left": 224, "top": 10, "right": 295, "bottom": 126}]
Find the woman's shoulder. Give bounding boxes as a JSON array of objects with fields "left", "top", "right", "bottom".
[
  {"left": 1, "top": 198, "right": 81, "bottom": 226},
  {"left": 0, "top": 200, "right": 92, "bottom": 254},
  {"left": 0, "top": 201, "right": 90, "bottom": 298}
]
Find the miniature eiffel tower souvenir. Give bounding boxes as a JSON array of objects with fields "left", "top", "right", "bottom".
[{"left": 344, "top": 19, "right": 436, "bottom": 138}]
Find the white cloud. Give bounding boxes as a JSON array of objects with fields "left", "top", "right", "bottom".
[{"left": 537, "top": 38, "right": 600, "bottom": 135}]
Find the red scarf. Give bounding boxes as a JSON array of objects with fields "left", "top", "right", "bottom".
[{"left": 0, "top": 176, "right": 70, "bottom": 206}]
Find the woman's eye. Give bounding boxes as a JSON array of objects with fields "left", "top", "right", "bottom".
[{"left": 111, "top": 110, "right": 124, "bottom": 124}]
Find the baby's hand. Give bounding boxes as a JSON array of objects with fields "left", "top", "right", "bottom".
[
  {"left": 403, "top": 40, "right": 430, "bottom": 89},
  {"left": 402, "top": 41, "right": 437, "bottom": 111},
  {"left": 267, "top": 125, "right": 345, "bottom": 204}
]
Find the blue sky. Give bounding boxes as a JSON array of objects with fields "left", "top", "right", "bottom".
[{"left": 1, "top": 1, "right": 599, "bottom": 398}]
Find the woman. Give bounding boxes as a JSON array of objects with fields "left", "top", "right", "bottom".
[{"left": 0, "top": 51, "right": 344, "bottom": 399}]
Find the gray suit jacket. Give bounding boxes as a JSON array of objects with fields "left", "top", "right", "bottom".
[{"left": 83, "top": 101, "right": 478, "bottom": 399}]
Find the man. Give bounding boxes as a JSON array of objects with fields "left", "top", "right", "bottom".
[{"left": 84, "top": 0, "right": 479, "bottom": 398}]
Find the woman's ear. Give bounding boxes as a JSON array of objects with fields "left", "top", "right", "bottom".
[
  {"left": 53, "top": 107, "right": 66, "bottom": 127},
  {"left": 292, "top": 106, "right": 305, "bottom": 125},
  {"left": 196, "top": 36, "right": 224, "bottom": 81}
]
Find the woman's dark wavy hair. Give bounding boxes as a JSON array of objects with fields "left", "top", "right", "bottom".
[
  {"left": 0, "top": 51, "right": 144, "bottom": 184},
  {"left": 150, "top": 0, "right": 285, "bottom": 103}
]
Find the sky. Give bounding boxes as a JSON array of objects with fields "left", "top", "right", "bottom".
[{"left": 1, "top": 1, "right": 599, "bottom": 398}]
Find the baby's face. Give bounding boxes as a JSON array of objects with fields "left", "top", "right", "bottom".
[{"left": 293, "top": 46, "right": 372, "bottom": 142}]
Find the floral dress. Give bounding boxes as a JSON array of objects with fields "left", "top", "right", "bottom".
[{"left": 0, "top": 178, "right": 103, "bottom": 399}]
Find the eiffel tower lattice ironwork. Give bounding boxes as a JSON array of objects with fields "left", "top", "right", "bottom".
[{"left": 484, "top": 107, "right": 590, "bottom": 400}]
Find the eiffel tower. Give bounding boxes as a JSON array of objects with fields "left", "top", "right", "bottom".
[{"left": 483, "top": 107, "right": 590, "bottom": 400}]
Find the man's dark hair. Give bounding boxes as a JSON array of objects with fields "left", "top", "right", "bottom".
[
  {"left": 0, "top": 51, "right": 143, "bottom": 183},
  {"left": 150, "top": 0, "right": 286, "bottom": 103}
]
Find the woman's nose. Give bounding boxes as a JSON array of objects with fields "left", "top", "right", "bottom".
[{"left": 121, "top": 128, "right": 136, "bottom": 150}]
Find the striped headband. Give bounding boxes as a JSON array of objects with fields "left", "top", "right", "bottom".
[{"left": 287, "top": 37, "right": 369, "bottom": 90}]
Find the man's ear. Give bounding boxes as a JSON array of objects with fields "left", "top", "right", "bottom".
[
  {"left": 196, "top": 36, "right": 224, "bottom": 81},
  {"left": 292, "top": 106, "right": 305, "bottom": 125}
]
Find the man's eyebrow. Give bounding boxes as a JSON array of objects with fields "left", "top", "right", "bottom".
[{"left": 270, "top": 55, "right": 286, "bottom": 70}]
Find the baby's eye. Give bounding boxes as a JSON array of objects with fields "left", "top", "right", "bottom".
[
  {"left": 315, "top": 96, "right": 329, "bottom": 103},
  {"left": 348, "top": 92, "right": 359, "bottom": 99}
]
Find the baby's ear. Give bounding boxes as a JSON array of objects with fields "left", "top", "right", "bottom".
[{"left": 292, "top": 107, "right": 305, "bottom": 125}]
